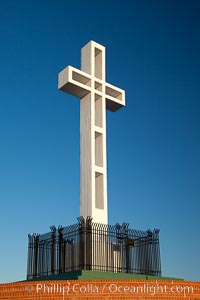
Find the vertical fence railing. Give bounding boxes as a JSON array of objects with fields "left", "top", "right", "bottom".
[{"left": 27, "top": 218, "right": 161, "bottom": 280}]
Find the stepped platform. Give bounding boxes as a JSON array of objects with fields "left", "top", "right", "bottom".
[{"left": 0, "top": 272, "right": 199, "bottom": 299}]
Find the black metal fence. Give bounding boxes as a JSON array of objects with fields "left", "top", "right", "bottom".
[{"left": 27, "top": 217, "right": 161, "bottom": 280}]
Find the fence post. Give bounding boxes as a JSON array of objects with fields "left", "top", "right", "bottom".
[
  {"left": 78, "top": 217, "right": 85, "bottom": 270},
  {"left": 33, "top": 233, "right": 40, "bottom": 278},
  {"left": 27, "top": 234, "right": 33, "bottom": 280},
  {"left": 86, "top": 217, "right": 92, "bottom": 270},
  {"left": 50, "top": 225, "right": 56, "bottom": 275},
  {"left": 58, "top": 225, "right": 64, "bottom": 273}
]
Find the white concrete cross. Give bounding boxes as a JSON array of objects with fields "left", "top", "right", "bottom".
[{"left": 58, "top": 41, "right": 125, "bottom": 224}]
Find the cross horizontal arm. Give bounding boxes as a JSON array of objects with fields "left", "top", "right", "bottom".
[
  {"left": 58, "top": 66, "right": 91, "bottom": 98},
  {"left": 105, "top": 83, "right": 125, "bottom": 112},
  {"left": 58, "top": 65, "right": 125, "bottom": 112}
]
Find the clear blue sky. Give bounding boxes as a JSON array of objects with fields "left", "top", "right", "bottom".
[{"left": 0, "top": 0, "right": 199, "bottom": 283}]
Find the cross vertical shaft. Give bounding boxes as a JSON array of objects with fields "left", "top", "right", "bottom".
[
  {"left": 80, "top": 42, "right": 107, "bottom": 224},
  {"left": 58, "top": 41, "right": 125, "bottom": 224}
]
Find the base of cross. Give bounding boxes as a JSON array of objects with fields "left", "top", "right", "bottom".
[
  {"left": 27, "top": 269, "right": 182, "bottom": 281},
  {"left": 27, "top": 217, "right": 162, "bottom": 281}
]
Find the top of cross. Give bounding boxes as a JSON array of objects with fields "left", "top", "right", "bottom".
[{"left": 58, "top": 40, "right": 125, "bottom": 111}]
